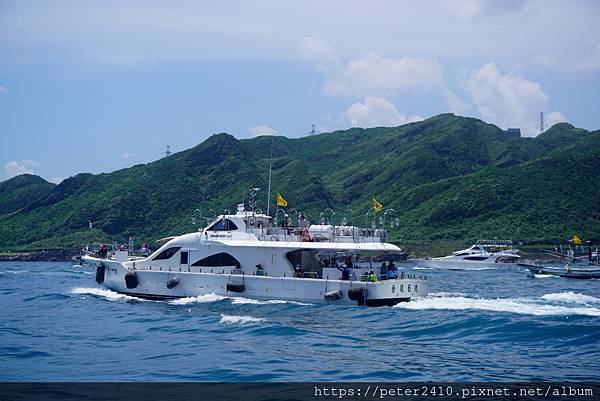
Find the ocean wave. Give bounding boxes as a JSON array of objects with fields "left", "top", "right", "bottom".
[
  {"left": 169, "top": 293, "right": 227, "bottom": 305},
  {"left": 70, "top": 287, "right": 145, "bottom": 302},
  {"left": 541, "top": 292, "right": 600, "bottom": 305},
  {"left": 219, "top": 314, "right": 266, "bottom": 325},
  {"left": 394, "top": 293, "right": 600, "bottom": 317}
]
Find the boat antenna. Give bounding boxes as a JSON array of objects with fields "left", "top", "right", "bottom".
[{"left": 266, "top": 135, "right": 274, "bottom": 216}]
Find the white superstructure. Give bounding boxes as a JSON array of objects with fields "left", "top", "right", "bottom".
[
  {"left": 84, "top": 204, "right": 428, "bottom": 306},
  {"left": 414, "top": 240, "right": 520, "bottom": 270}
]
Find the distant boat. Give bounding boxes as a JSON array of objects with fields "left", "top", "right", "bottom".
[
  {"left": 519, "top": 262, "right": 600, "bottom": 279},
  {"left": 413, "top": 240, "right": 520, "bottom": 270},
  {"left": 519, "top": 238, "right": 600, "bottom": 279}
]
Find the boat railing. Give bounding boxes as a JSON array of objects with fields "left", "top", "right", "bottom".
[{"left": 248, "top": 225, "right": 386, "bottom": 244}]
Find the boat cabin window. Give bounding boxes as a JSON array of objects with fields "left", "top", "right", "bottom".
[
  {"left": 454, "top": 252, "right": 470, "bottom": 257},
  {"left": 191, "top": 252, "right": 240, "bottom": 267},
  {"left": 207, "top": 219, "right": 238, "bottom": 231},
  {"left": 180, "top": 251, "right": 188, "bottom": 265},
  {"left": 153, "top": 247, "right": 182, "bottom": 261},
  {"left": 463, "top": 256, "right": 488, "bottom": 261}
]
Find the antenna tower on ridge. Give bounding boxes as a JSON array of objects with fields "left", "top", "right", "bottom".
[
  {"left": 310, "top": 124, "right": 316, "bottom": 135},
  {"left": 540, "top": 112, "right": 544, "bottom": 135},
  {"left": 165, "top": 145, "right": 172, "bottom": 157}
]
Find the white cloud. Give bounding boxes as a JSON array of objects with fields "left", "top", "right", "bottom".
[
  {"left": 465, "top": 62, "right": 564, "bottom": 136},
  {"left": 440, "top": 85, "right": 471, "bottom": 114},
  {"left": 0, "top": 86, "right": 7, "bottom": 94},
  {"left": 545, "top": 111, "right": 566, "bottom": 129},
  {"left": 345, "top": 97, "right": 423, "bottom": 128},
  {"left": 50, "top": 176, "right": 64, "bottom": 184},
  {"left": 121, "top": 152, "right": 136, "bottom": 159},
  {"left": 323, "top": 52, "right": 444, "bottom": 97},
  {"left": 248, "top": 125, "right": 277, "bottom": 137},
  {"left": 4, "top": 159, "right": 39, "bottom": 178},
  {"left": 299, "top": 37, "right": 338, "bottom": 72}
]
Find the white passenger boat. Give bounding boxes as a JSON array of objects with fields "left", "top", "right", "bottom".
[
  {"left": 414, "top": 240, "right": 520, "bottom": 270},
  {"left": 83, "top": 204, "right": 428, "bottom": 306}
]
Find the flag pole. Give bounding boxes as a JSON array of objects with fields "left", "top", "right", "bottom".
[{"left": 266, "top": 136, "right": 274, "bottom": 216}]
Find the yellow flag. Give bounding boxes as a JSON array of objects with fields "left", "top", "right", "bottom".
[
  {"left": 572, "top": 234, "right": 582, "bottom": 245},
  {"left": 276, "top": 192, "right": 288, "bottom": 207},
  {"left": 372, "top": 197, "right": 383, "bottom": 212}
]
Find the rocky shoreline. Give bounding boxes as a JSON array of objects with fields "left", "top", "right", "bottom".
[{"left": 0, "top": 249, "right": 77, "bottom": 262}]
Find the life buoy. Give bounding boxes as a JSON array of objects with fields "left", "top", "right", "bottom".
[{"left": 300, "top": 227, "right": 310, "bottom": 242}]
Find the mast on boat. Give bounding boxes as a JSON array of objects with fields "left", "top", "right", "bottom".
[{"left": 266, "top": 136, "right": 274, "bottom": 216}]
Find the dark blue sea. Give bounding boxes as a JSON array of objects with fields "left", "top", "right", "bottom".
[{"left": 1, "top": 262, "right": 599, "bottom": 381}]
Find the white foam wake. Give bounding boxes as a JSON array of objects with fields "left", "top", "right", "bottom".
[
  {"left": 219, "top": 314, "right": 266, "bottom": 325},
  {"left": 230, "top": 297, "right": 311, "bottom": 306},
  {"left": 394, "top": 292, "right": 600, "bottom": 317},
  {"left": 70, "top": 287, "right": 144, "bottom": 302},
  {"left": 541, "top": 292, "right": 600, "bottom": 305},
  {"left": 169, "top": 293, "right": 228, "bottom": 305}
]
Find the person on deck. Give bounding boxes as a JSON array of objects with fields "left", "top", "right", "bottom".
[
  {"left": 367, "top": 271, "right": 379, "bottom": 282},
  {"left": 338, "top": 265, "right": 350, "bottom": 280},
  {"left": 380, "top": 262, "right": 388, "bottom": 279},
  {"left": 344, "top": 256, "right": 353, "bottom": 269}
]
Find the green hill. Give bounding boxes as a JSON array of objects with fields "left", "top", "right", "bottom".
[
  {"left": 0, "top": 114, "right": 598, "bottom": 250},
  {"left": 0, "top": 174, "right": 55, "bottom": 217}
]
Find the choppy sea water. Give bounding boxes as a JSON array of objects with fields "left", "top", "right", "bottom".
[{"left": 1, "top": 262, "right": 599, "bottom": 381}]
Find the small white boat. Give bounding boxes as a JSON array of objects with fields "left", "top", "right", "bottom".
[
  {"left": 414, "top": 240, "right": 520, "bottom": 270},
  {"left": 83, "top": 203, "right": 428, "bottom": 306}
]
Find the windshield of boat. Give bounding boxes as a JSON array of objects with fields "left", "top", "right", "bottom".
[{"left": 207, "top": 219, "right": 238, "bottom": 231}]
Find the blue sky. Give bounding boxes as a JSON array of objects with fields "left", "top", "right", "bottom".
[{"left": 1, "top": 0, "right": 599, "bottom": 183}]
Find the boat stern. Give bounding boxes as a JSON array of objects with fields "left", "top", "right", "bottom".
[{"left": 348, "top": 275, "right": 429, "bottom": 307}]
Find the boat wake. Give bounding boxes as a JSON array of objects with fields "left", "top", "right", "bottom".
[
  {"left": 230, "top": 297, "right": 311, "bottom": 306},
  {"left": 533, "top": 274, "right": 559, "bottom": 279},
  {"left": 168, "top": 293, "right": 312, "bottom": 306},
  {"left": 541, "top": 292, "right": 600, "bottom": 305},
  {"left": 70, "top": 287, "right": 148, "bottom": 302},
  {"left": 394, "top": 292, "right": 600, "bottom": 317},
  {"left": 219, "top": 314, "right": 266, "bottom": 325},
  {"left": 168, "top": 293, "right": 228, "bottom": 305}
]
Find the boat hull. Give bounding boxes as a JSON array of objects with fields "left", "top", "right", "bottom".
[{"left": 90, "top": 258, "right": 428, "bottom": 306}]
